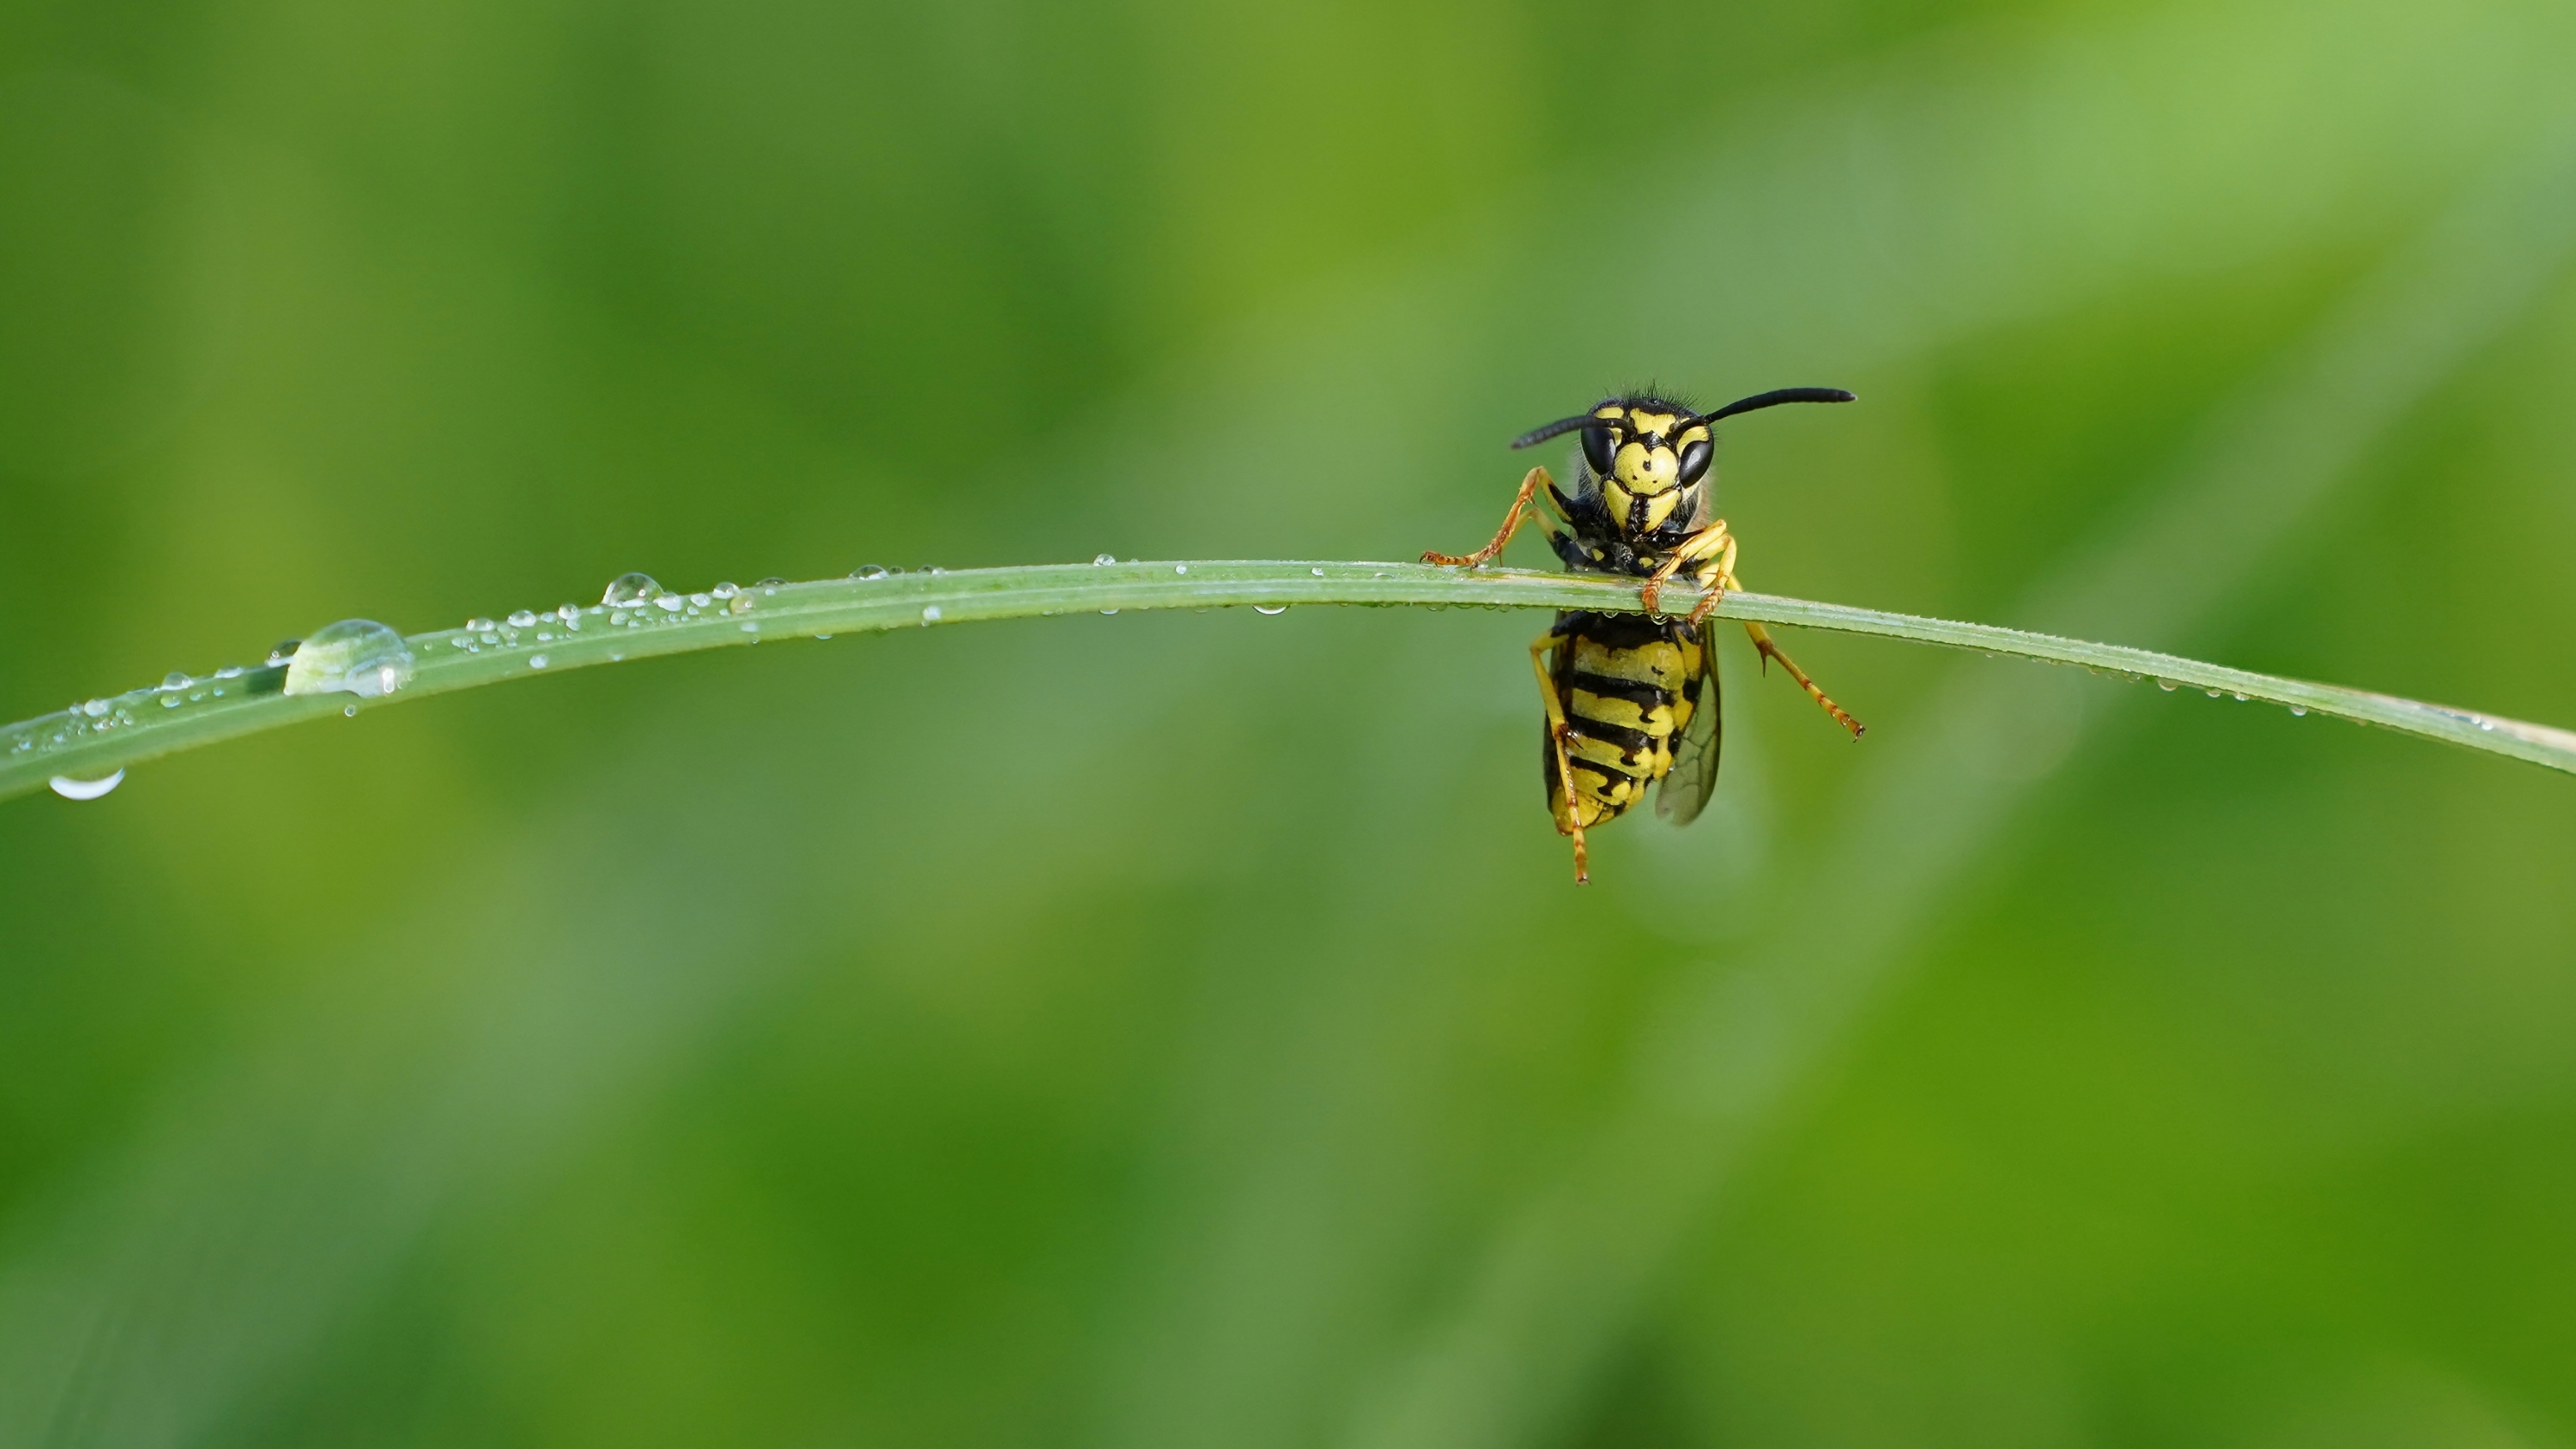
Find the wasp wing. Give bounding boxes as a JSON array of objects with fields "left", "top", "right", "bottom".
[{"left": 1655, "top": 619, "right": 1723, "bottom": 826}]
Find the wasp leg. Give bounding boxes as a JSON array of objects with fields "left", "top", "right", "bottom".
[
  {"left": 1426, "top": 466, "right": 1556, "bottom": 568},
  {"left": 1639, "top": 518, "right": 1734, "bottom": 614},
  {"left": 1680, "top": 533, "right": 1740, "bottom": 628},
  {"left": 1743, "top": 621, "right": 1866, "bottom": 738},
  {"left": 1654, "top": 529, "right": 1864, "bottom": 737},
  {"left": 1530, "top": 631, "right": 1590, "bottom": 884}
]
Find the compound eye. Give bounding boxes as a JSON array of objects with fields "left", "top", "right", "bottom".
[
  {"left": 1677, "top": 437, "right": 1713, "bottom": 486},
  {"left": 1581, "top": 424, "right": 1616, "bottom": 476}
]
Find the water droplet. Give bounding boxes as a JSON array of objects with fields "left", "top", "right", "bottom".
[
  {"left": 2290, "top": 706, "right": 2308, "bottom": 717},
  {"left": 162, "top": 671, "right": 191, "bottom": 690},
  {"left": 740, "top": 622, "right": 758, "bottom": 634},
  {"left": 1101, "top": 608, "right": 1119, "bottom": 616},
  {"left": 1174, "top": 564, "right": 1188, "bottom": 574},
  {"left": 1310, "top": 567, "right": 1325, "bottom": 577},
  {"left": 711, "top": 582, "right": 740, "bottom": 600},
  {"left": 608, "top": 650, "right": 625, "bottom": 661},
  {"left": 2156, "top": 679, "right": 2179, "bottom": 691},
  {"left": 558, "top": 604, "right": 583, "bottom": 622},
  {"left": 816, "top": 633, "right": 833, "bottom": 641},
  {"left": 923, "top": 565, "right": 945, "bottom": 575},
  {"left": 80, "top": 699, "right": 108, "bottom": 717},
  {"left": 2479, "top": 720, "right": 2496, "bottom": 732},
  {"left": 2232, "top": 692, "right": 2248, "bottom": 702},
  {"left": 1255, "top": 604, "right": 1288, "bottom": 616},
  {"left": 609, "top": 609, "right": 629, "bottom": 626},
  {"left": 344, "top": 704, "right": 358, "bottom": 717},
  {"left": 283, "top": 619, "right": 416, "bottom": 699},
  {"left": 602, "top": 572, "right": 659, "bottom": 606},
  {"left": 921, "top": 605, "right": 941, "bottom": 624},
  {"left": 529, "top": 653, "right": 549, "bottom": 669},
  {"left": 49, "top": 769, "right": 124, "bottom": 801},
  {"left": 652, "top": 594, "right": 684, "bottom": 612},
  {"left": 689, "top": 592, "right": 711, "bottom": 607},
  {"left": 853, "top": 565, "right": 891, "bottom": 580},
  {"left": 160, "top": 695, "right": 181, "bottom": 710},
  {"left": 755, "top": 577, "right": 784, "bottom": 589},
  {"left": 506, "top": 610, "right": 538, "bottom": 628},
  {"left": 214, "top": 666, "right": 243, "bottom": 680},
  {"left": 465, "top": 617, "right": 496, "bottom": 633},
  {"left": 1094, "top": 553, "right": 1117, "bottom": 567},
  {"left": 727, "top": 594, "right": 754, "bottom": 616}
]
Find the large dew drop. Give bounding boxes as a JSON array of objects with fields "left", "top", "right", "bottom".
[
  {"left": 602, "top": 572, "right": 661, "bottom": 606},
  {"left": 283, "top": 619, "right": 415, "bottom": 699},
  {"left": 50, "top": 769, "right": 125, "bottom": 800}
]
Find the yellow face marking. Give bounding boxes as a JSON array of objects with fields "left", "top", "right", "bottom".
[
  {"left": 1615, "top": 441, "right": 1679, "bottom": 495},
  {"left": 1627, "top": 411, "right": 1678, "bottom": 435},
  {"left": 1601, "top": 479, "right": 1632, "bottom": 519},
  {"left": 1639, "top": 489, "right": 1679, "bottom": 532}
]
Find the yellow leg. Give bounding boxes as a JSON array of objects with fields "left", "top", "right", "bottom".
[
  {"left": 1743, "top": 621, "right": 1865, "bottom": 738},
  {"left": 1427, "top": 467, "right": 1555, "bottom": 568},
  {"left": 1654, "top": 528, "right": 1864, "bottom": 737},
  {"left": 1530, "top": 632, "right": 1590, "bottom": 884},
  {"left": 1639, "top": 518, "right": 1733, "bottom": 614},
  {"left": 1681, "top": 534, "right": 1739, "bottom": 627}
]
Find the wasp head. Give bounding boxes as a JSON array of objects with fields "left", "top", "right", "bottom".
[{"left": 1511, "top": 387, "right": 1858, "bottom": 499}]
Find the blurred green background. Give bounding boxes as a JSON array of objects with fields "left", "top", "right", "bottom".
[{"left": 7, "top": 0, "right": 2576, "bottom": 1443}]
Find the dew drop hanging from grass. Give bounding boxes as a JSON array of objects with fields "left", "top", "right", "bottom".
[{"left": 49, "top": 769, "right": 124, "bottom": 800}]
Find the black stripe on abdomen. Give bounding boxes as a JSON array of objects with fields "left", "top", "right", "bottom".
[
  {"left": 1566, "top": 672, "right": 1672, "bottom": 710},
  {"left": 1566, "top": 716, "right": 1659, "bottom": 756}
]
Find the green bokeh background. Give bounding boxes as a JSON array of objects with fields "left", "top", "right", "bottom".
[{"left": 6, "top": 0, "right": 2576, "bottom": 1443}]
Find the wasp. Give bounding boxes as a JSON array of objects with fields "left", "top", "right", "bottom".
[{"left": 1423, "top": 387, "right": 1866, "bottom": 882}]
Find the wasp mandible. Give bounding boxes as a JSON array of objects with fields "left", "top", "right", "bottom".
[{"left": 1423, "top": 388, "right": 1866, "bottom": 883}]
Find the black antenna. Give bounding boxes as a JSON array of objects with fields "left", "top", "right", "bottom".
[
  {"left": 1509, "top": 413, "right": 1614, "bottom": 450},
  {"left": 1689, "top": 386, "right": 1856, "bottom": 427}
]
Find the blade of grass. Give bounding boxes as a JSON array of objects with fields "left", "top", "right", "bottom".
[
  {"left": 1342, "top": 100, "right": 2576, "bottom": 1449},
  {"left": 5, "top": 558, "right": 2572, "bottom": 806}
]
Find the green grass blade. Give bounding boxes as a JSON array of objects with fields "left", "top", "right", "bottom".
[{"left": 6, "top": 559, "right": 2571, "bottom": 803}]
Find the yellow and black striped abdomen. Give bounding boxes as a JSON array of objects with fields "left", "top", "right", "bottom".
[{"left": 1544, "top": 610, "right": 1705, "bottom": 829}]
